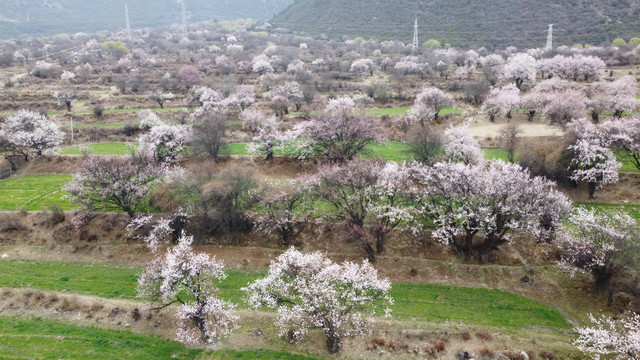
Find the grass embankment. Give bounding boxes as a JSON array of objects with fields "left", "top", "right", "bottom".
[
  {"left": 0, "top": 259, "right": 568, "bottom": 329},
  {"left": 0, "top": 174, "right": 72, "bottom": 211},
  {"left": 0, "top": 316, "right": 318, "bottom": 360}
]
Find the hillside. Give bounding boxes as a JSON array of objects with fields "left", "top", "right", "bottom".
[
  {"left": 0, "top": 0, "right": 293, "bottom": 38},
  {"left": 273, "top": 0, "right": 640, "bottom": 48}
]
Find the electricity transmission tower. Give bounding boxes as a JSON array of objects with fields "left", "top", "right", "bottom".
[
  {"left": 125, "top": 4, "right": 132, "bottom": 41},
  {"left": 412, "top": 18, "right": 419, "bottom": 52},
  {"left": 181, "top": 1, "right": 188, "bottom": 42},
  {"left": 546, "top": 24, "right": 553, "bottom": 50}
]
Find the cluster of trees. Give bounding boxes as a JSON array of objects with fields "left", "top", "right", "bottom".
[{"left": 135, "top": 223, "right": 391, "bottom": 354}]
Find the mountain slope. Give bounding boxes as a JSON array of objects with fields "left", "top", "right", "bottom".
[
  {"left": 0, "top": 0, "right": 293, "bottom": 38},
  {"left": 273, "top": 0, "right": 640, "bottom": 48}
]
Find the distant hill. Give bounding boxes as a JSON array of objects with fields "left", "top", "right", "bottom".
[
  {"left": 0, "top": 0, "right": 293, "bottom": 38},
  {"left": 272, "top": 0, "right": 640, "bottom": 48}
]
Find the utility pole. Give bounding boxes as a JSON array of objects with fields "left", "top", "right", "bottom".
[
  {"left": 181, "top": 1, "right": 188, "bottom": 42},
  {"left": 412, "top": 18, "right": 419, "bottom": 53},
  {"left": 546, "top": 24, "right": 553, "bottom": 51},
  {"left": 125, "top": 4, "right": 132, "bottom": 41}
]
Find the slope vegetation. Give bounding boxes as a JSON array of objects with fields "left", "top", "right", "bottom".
[
  {"left": 0, "top": 0, "right": 293, "bottom": 38},
  {"left": 273, "top": 0, "right": 640, "bottom": 48}
]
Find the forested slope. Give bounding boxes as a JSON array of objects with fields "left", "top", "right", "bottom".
[{"left": 273, "top": 0, "right": 640, "bottom": 48}]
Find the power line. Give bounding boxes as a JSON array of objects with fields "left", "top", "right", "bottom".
[{"left": 0, "top": 342, "right": 34, "bottom": 360}]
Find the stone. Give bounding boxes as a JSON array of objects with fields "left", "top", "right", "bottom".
[
  {"left": 252, "top": 328, "right": 262, "bottom": 336},
  {"left": 456, "top": 350, "right": 471, "bottom": 360},
  {"left": 521, "top": 275, "right": 538, "bottom": 287}
]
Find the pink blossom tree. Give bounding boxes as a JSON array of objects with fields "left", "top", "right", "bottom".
[
  {"left": 574, "top": 312, "right": 640, "bottom": 359},
  {"left": 64, "top": 155, "right": 165, "bottom": 218},
  {"left": 138, "top": 234, "right": 238, "bottom": 344},
  {"left": 0, "top": 109, "right": 65, "bottom": 162},
  {"left": 308, "top": 159, "right": 381, "bottom": 261},
  {"left": 243, "top": 247, "right": 392, "bottom": 354},
  {"left": 545, "top": 90, "right": 587, "bottom": 128},
  {"left": 291, "top": 97, "right": 382, "bottom": 162},
  {"left": 252, "top": 182, "right": 310, "bottom": 246},
  {"left": 177, "top": 65, "right": 198, "bottom": 89},
  {"left": 566, "top": 119, "right": 622, "bottom": 199},
  {"left": 503, "top": 53, "right": 537, "bottom": 89},
  {"left": 408, "top": 160, "right": 570, "bottom": 260},
  {"left": 482, "top": 84, "right": 520, "bottom": 122},
  {"left": 480, "top": 54, "right": 504, "bottom": 85},
  {"left": 520, "top": 90, "right": 548, "bottom": 122},
  {"left": 560, "top": 207, "right": 640, "bottom": 290},
  {"left": 605, "top": 76, "right": 637, "bottom": 118}
]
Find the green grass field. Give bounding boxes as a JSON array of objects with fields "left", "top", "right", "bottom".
[
  {"left": 0, "top": 316, "right": 321, "bottom": 360},
  {"left": 0, "top": 260, "right": 568, "bottom": 329},
  {"left": 366, "top": 107, "right": 462, "bottom": 117},
  {"left": 0, "top": 316, "right": 205, "bottom": 360},
  {"left": 60, "top": 142, "right": 138, "bottom": 156},
  {"left": 360, "top": 141, "right": 413, "bottom": 161},
  {"left": 0, "top": 174, "right": 72, "bottom": 211}
]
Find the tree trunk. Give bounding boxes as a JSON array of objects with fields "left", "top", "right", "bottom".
[
  {"left": 593, "top": 266, "right": 613, "bottom": 291},
  {"left": 527, "top": 110, "right": 536, "bottom": 122},
  {"left": 588, "top": 181, "right": 597, "bottom": 200},
  {"left": 363, "top": 241, "right": 376, "bottom": 262},
  {"left": 375, "top": 228, "right": 386, "bottom": 254},
  {"left": 591, "top": 110, "right": 599, "bottom": 123},
  {"left": 325, "top": 332, "right": 342, "bottom": 354}
]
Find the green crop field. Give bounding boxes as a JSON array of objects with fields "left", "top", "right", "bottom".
[
  {"left": 60, "top": 142, "right": 138, "bottom": 156},
  {"left": 0, "top": 174, "right": 72, "bottom": 211},
  {"left": 0, "top": 260, "right": 568, "bottom": 329}
]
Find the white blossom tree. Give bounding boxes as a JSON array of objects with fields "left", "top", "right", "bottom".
[
  {"left": 503, "top": 53, "right": 537, "bottom": 89},
  {"left": 146, "top": 90, "right": 174, "bottom": 109},
  {"left": 54, "top": 90, "right": 76, "bottom": 112},
  {"left": 138, "top": 234, "right": 238, "bottom": 344},
  {"left": 350, "top": 58, "right": 375, "bottom": 77},
  {"left": 138, "top": 109, "right": 164, "bottom": 129},
  {"left": 443, "top": 125, "right": 484, "bottom": 165},
  {"left": 138, "top": 124, "right": 193, "bottom": 164},
  {"left": 0, "top": 109, "right": 65, "bottom": 162},
  {"left": 602, "top": 117, "right": 640, "bottom": 171},
  {"left": 407, "top": 86, "right": 455, "bottom": 125},
  {"left": 409, "top": 160, "right": 570, "bottom": 260},
  {"left": 246, "top": 115, "right": 285, "bottom": 161},
  {"left": 559, "top": 207, "right": 640, "bottom": 290},
  {"left": 575, "top": 312, "right": 640, "bottom": 360},
  {"left": 243, "top": 248, "right": 392, "bottom": 354}
]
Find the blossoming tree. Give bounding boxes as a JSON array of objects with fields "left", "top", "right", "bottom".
[{"left": 243, "top": 248, "right": 392, "bottom": 354}]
